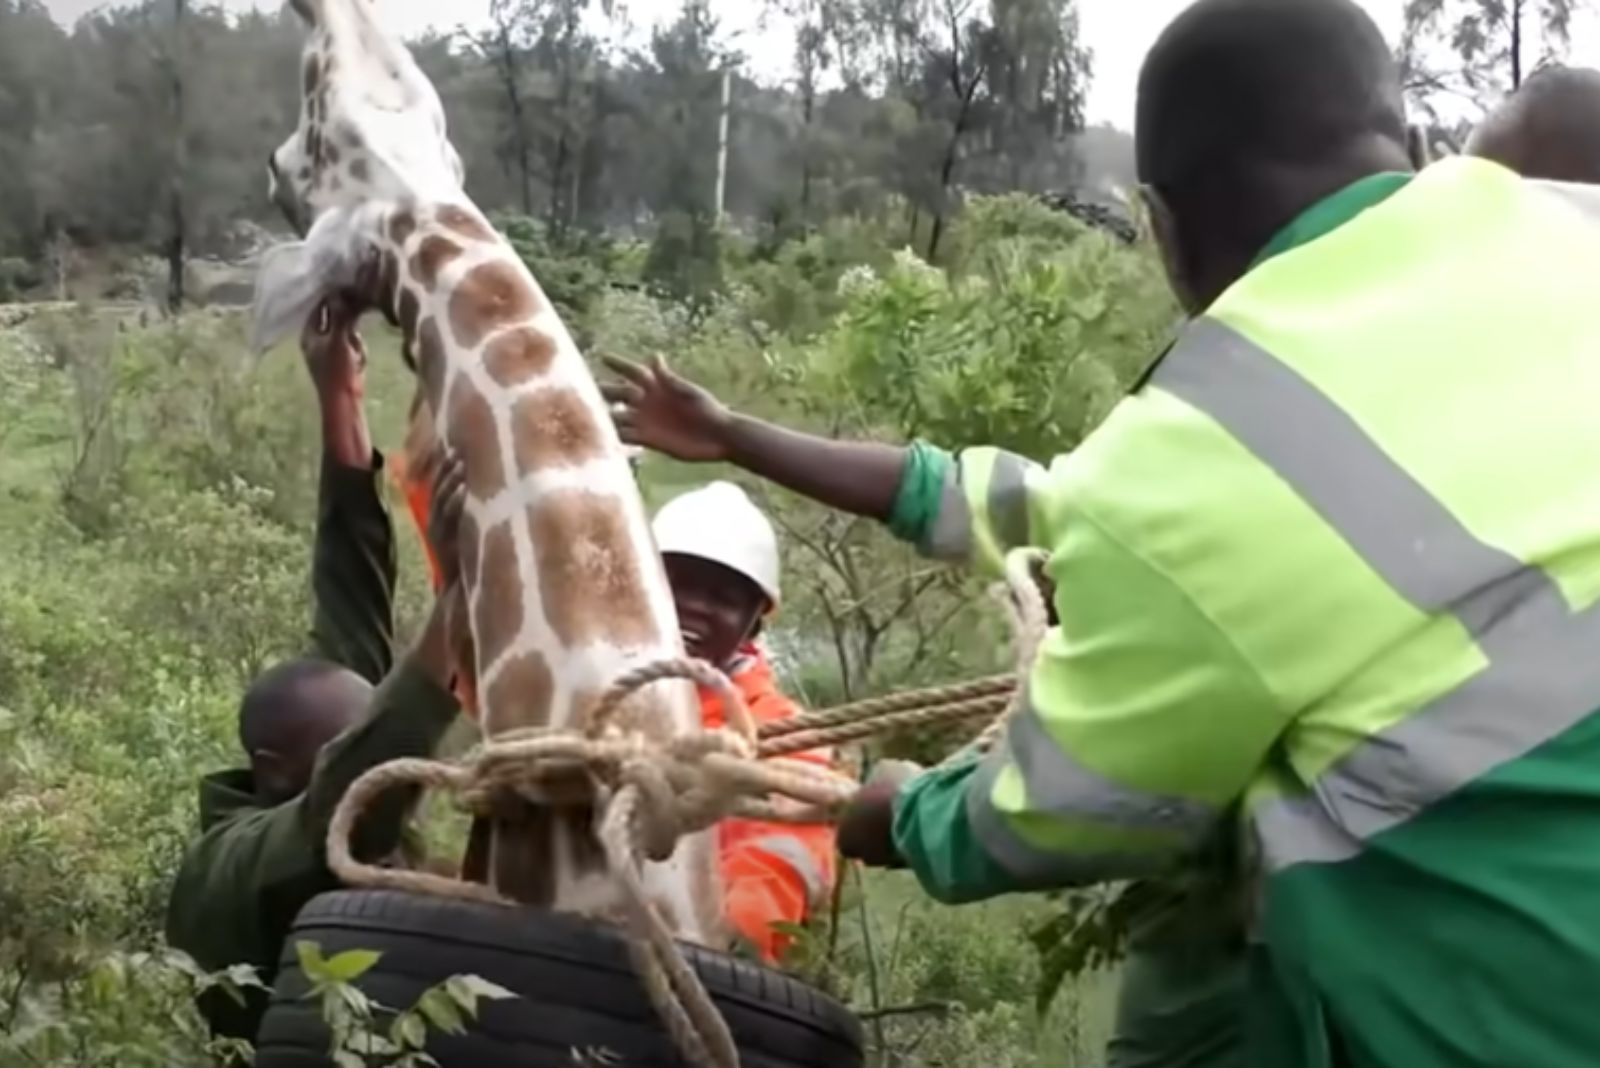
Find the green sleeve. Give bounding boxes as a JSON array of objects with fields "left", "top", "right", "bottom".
[
  {"left": 885, "top": 440, "right": 1052, "bottom": 578},
  {"left": 300, "top": 659, "right": 459, "bottom": 860},
  {"left": 892, "top": 757, "right": 1021, "bottom": 903},
  {"left": 306, "top": 453, "right": 397, "bottom": 684},
  {"left": 164, "top": 661, "right": 458, "bottom": 981},
  {"left": 891, "top": 504, "right": 1281, "bottom": 900}
]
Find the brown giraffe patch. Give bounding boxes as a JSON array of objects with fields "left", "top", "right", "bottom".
[
  {"left": 327, "top": 175, "right": 343, "bottom": 195},
  {"left": 388, "top": 210, "right": 417, "bottom": 248},
  {"left": 415, "top": 317, "right": 448, "bottom": 414},
  {"left": 325, "top": 141, "right": 342, "bottom": 166},
  {"left": 472, "top": 524, "right": 523, "bottom": 670},
  {"left": 302, "top": 55, "right": 319, "bottom": 97},
  {"left": 411, "top": 235, "right": 463, "bottom": 289},
  {"left": 349, "top": 158, "right": 370, "bottom": 185},
  {"left": 482, "top": 327, "right": 557, "bottom": 389},
  {"left": 488, "top": 814, "right": 557, "bottom": 908},
  {"left": 305, "top": 126, "right": 322, "bottom": 164},
  {"left": 445, "top": 371, "right": 507, "bottom": 502},
  {"left": 483, "top": 649, "right": 555, "bottom": 731},
  {"left": 437, "top": 204, "right": 498, "bottom": 244},
  {"left": 449, "top": 261, "right": 540, "bottom": 350},
  {"left": 510, "top": 388, "right": 605, "bottom": 471},
  {"left": 398, "top": 288, "right": 420, "bottom": 340},
  {"left": 528, "top": 491, "right": 659, "bottom": 650}
]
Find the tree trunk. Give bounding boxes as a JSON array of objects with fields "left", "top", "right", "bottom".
[
  {"left": 800, "top": 80, "right": 816, "bottom": 224},
  {"left": 497, "top": 27, "right": 533, "bottom": 216},
  {"left": 714, "top": 67, "right": 732, "bottom": 221},
  {"left": 1512, "top": 0, "right": 1524, "bottom": 89},
  {"left": 927, "top": 92, "right": 978, "bottom": 262},
  {"left": 167, "top": 0, "right": 187, "bottom": 315}
]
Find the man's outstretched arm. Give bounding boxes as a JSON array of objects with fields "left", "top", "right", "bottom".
[
  {"left": 604, "top": 356, "right": 1055, "bottom": 579},
  {"left": 603, "top": 355, "right": 908, "bottom": 522},
  {"left": 303, "top": 296, "right": 397, "bottom": 684}
]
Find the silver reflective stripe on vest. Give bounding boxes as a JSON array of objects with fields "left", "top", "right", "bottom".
[
  {"left": 747, "top": 834, "right": 829, "bottom": 902},
  {"left": 965, "top": 754, "right": 1176, "bottom": 886},
  {"left": 1001, "top": 682, "right": 1219, "bottom": 836},
  {"left": 987, "top": 450, "right": 1035, "bottom": 557},
  {"left": 1153, "top": 317, "right": 1594, "bottom": 871},
  {"left": 1152, "top": 318, "right": 1568, "bottom": 657},
  {"left": 1258, "top": 597, "right": 1600, "bottom": 869},
  {"left": 923, "top": 464, "right": 975, "bottom": 563}
]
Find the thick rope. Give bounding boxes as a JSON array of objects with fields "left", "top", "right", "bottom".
[{"left": 325, "top": 547, "right": 1051, "bottom": 1068}]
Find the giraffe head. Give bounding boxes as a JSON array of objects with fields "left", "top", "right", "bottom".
[{"left": 251, "top": 0, "right": 465, "bottom": 352}]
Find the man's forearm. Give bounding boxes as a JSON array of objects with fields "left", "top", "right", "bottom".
[
  {"left": 320, "top": 388, "right": 372, "bottom": 469},
  {"left": 301, "top": 652, "right": 459, "bottom": 862},
  {"left": 720, "top": 412, "right": 908, "bottom": 522}
]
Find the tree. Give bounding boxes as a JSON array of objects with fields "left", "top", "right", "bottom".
[
  {"left": 979, "top": 0, "right": 1092, "bottom": 191},
  {"left": 474, "top": 0, "right": 539, "bottom": 216},
  {"left": 1401, "top": 0, "right": 1589, "bottom": 122},
  {"left": 529, "top": 0, "right": 611, "bottom": 236}
]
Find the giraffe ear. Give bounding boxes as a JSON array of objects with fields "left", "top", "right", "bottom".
[
  {"left": 249, "top": 240, "right": 319, "bottom": 355},
  {"left": 249, "top": 207, "right": 374, "bottom": 355}
]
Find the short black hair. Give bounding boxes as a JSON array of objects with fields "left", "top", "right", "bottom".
[
  {"left": 1137, "top": 0, "right": 1408, "bottom": 260},
  {"left": 238, "top": 658, "right": 350, "bottom": 754},
  {"left": 1470, "top": 65, "right": 1600, "bottom": 182}
]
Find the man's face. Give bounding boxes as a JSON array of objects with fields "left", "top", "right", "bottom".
[
  {"left": 663, "top": 554, "right": 768, "bottom": 669},
  {"left": 251, "top": 670, "right": 371, "bottom": 804}
]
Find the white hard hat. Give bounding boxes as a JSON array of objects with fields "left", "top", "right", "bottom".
[{"left": 653, "top": 481, "right": 781, "bottom": 610}]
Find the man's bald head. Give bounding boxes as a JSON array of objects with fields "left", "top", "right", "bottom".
[
  {"left": 1137, "top": 0, "right": 1415, "bottom": 312},
  {"left": 1468, "top": 66, "right": 1600, "bottom": 182},
  {"left": 240, "top": 658, "right": 370, "bottom": 804}
]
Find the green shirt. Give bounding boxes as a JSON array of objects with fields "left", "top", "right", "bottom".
[
  {"left": 165, "top": 456, "right": 459, "bottom": 1043},
  {"left": 881, "top": 173, "right": 1412, "bottom": 1068}
]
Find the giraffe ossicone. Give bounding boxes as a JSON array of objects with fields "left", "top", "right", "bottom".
[{"left": 252, "top": 0, "right": 723, "bottom": 945}]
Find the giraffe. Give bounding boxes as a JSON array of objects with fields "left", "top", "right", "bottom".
[{"left": 250, "top": 0, "right": 722, "bottom": 945}]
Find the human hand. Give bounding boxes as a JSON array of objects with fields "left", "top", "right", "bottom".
[
  {"left": 837, "top": 759, "right": 923, "bottom": 869},
  {"left": 600, "top": 355, "right": 733, "bottom": 463},
  {"left": 300, "top": 293, "right": 368, "bottom": 400}
]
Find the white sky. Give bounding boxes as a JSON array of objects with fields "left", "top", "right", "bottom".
[{"left": 38, "top": 0, "right": 1600, "bottom": 129}]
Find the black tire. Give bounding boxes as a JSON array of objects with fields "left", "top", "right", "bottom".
[{"left": 255, "top": 889, "right": 863, "bottom": 1068}]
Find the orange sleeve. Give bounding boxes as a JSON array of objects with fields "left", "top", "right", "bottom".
[{"left": 719, "top": 663, "right": 838, "bottom": 962}]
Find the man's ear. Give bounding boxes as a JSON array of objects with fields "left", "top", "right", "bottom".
[{"left": 249, "top": 205, "right": 375, "bottom": 355}]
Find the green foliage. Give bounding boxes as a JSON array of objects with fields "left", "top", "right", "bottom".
[
  {"left": 645, "top": 210, "right": 727, "bottom": 307},
  {"left": 0, "top": 949, "right": 260, "bottom": 1067},
  {"left": 495, "top": 213, "right": 638, "bottom": 334},
  {"left": 296, "top": 940, "right": 516, "bottom": 1068}
]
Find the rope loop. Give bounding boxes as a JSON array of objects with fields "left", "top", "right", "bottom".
[{"left": 325, "top": 547, "right": 1054, "bottom": 1068}]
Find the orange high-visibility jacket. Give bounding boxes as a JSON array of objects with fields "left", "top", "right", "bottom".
[
  {"left": 391, "top": 452, "right": 837, "bottom": 959},
  {"left": 701, "top": 644, "right": 837, "bottom": 963}
]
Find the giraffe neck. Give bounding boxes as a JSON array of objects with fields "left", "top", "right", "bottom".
[
  {"left": 383, "top": 201, "right": 686, "bottom": 736},
  {"left": 376, "top": 200, "right": 722, "bottom": 941}
]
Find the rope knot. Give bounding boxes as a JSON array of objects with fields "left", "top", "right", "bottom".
[
  {"left": 321, "top": 557, "right": 1052, "bottom": 1068},
  {"left": 619, "top": 757, "right": 685, "bottom": 862}
]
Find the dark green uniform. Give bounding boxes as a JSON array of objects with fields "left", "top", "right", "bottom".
[{"left": 165, "top": 456, "right": 459, "bottom": 1042}]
